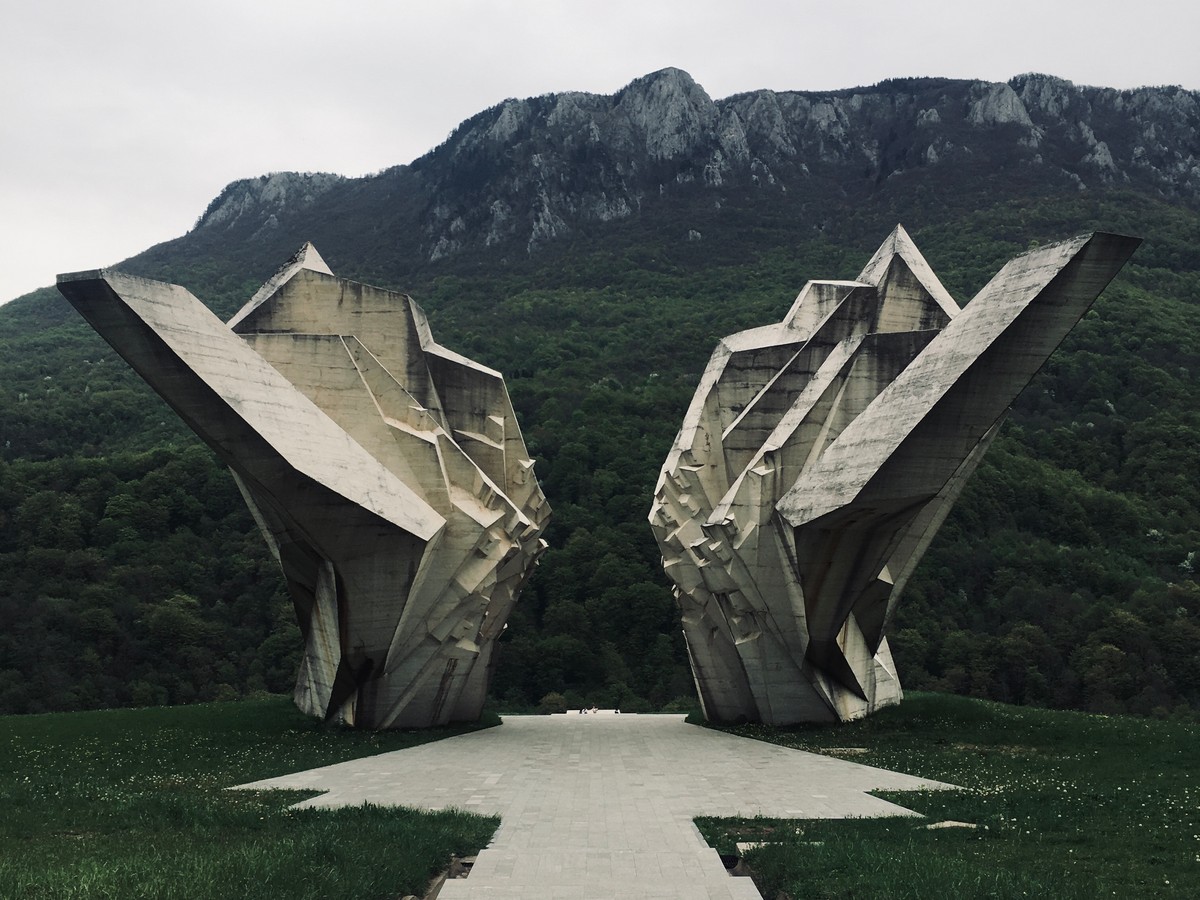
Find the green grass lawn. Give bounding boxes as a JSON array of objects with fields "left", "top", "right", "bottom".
[
  {"left": 697, "top": 692, "right": 1199, "bottom": 899},
  {"left": 0, "top": 697, "right": 499, "bottom": 899},
  {"left": 6, "top": 692, "right": 1198, "bottom": 898}
]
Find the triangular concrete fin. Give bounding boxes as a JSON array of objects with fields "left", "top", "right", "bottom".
[
  {"left": 857, "top": 224, "right": 959, "bottom": 320},
  {"left": 228, "top": 241, "right": 334, "bottom": 331}
]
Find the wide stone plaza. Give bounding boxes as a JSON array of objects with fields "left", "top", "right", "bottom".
[{"left": 239, "top": 713, "right": 952, "bottom": 899}]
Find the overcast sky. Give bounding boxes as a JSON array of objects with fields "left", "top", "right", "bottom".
[{"left": 3, "top": 0, "right": 1197, "bottom": 304}]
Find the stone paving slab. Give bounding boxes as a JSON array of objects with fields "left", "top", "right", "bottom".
[{"left": 236, "top": 714, "right": 953, "bottom": 899}]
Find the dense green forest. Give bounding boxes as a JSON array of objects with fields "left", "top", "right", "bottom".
[{"left": 1, "top": 180, "right": 1198, "bottom": 720}]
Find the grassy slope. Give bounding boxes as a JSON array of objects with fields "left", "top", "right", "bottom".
[
  {"left": 0, "top": 698, "right": 498, "bottom": 899},
  {"left": 698, "top": 693, "right": 1199, "bottom": 898}
]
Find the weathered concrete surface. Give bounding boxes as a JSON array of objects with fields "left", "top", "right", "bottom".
[
  {"left": 237, "top": 714, "right": 953, "bottom": 899},
  {"left": 651, "top": 227, "right": 1140, "bottom": 726},
  {"left": 57, "top": 245, "right": 549, "bottom": 728}
]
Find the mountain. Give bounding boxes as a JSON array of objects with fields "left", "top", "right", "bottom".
[
  {"left": 0, "top": 69, "right": 1197, "bottom": 720},
  {"left": 125, "top": 68, "right": 1199, "bottom": 288}
]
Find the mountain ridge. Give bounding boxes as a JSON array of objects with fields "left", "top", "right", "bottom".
[
  {"left": 4, "top": 67, "right": 1194, "bottom": 311},
  {"left": 178, "top": 68, "right": 1198, "bottom": 278}
]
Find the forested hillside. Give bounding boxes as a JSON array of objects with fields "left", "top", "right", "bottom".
[{"left": 1, "top": 70, "right": 1197, "bottom": 719}]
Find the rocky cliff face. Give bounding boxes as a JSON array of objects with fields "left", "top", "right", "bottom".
[
  {"left": 195, "top": 172, "right": 346, "bottom": 236},
  {"left": 188, "top": 69, "right": 1200, "bottom": 268}
]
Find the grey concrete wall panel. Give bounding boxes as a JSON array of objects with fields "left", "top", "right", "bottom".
[
  {"left": 651, "top": 227, "right": 1139, "bottom": 725},
  {"left": 58, "top": 244, "right": 550, "bottom": 728}
]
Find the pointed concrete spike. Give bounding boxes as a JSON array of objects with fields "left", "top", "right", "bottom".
[
  {"left": 856, "top": 224, "right": 959, "bottom": 319},
  {"left": 780, "top": 231, "right": 1139, "bottom": 528},
  {"left": 228, "top": 241, "right": 335, "bottom": 330}
]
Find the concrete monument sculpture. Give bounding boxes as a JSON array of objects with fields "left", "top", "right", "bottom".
[
  {"left": 58, "top": 245, "right": 550, "bottom": 728},
  {"left": 650, "top": 227, "right": 1139, "bottom": 725}
]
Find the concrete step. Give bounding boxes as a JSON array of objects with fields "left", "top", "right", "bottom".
[{"left": 437, "top": 846, "right": 763, "bottom": 899}]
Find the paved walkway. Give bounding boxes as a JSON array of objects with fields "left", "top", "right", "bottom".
[{"left": 237, "top": 714, "right": 953, "bottom": 899}]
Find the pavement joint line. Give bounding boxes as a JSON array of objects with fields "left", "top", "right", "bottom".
[{"left": 235, "top": 714, "right": 955, "bottom": 899}]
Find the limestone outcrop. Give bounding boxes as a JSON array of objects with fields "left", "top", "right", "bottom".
[
  {"left": 650, "top": 227, "right": 1139, "bottom": 724},
  {"left": 179, "top": 71, "right": 1198, "bottom": 271},
  {"left": 58, "top": 244, "right": 549, "bottom": 728}
]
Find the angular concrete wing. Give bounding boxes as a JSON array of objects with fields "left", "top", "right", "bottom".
[
  {"left": 651, "top": 227, "right": 1139, "bottom": 725},
  {"left": 58, "top": 245, "right": 550, "bottom": 728}
]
